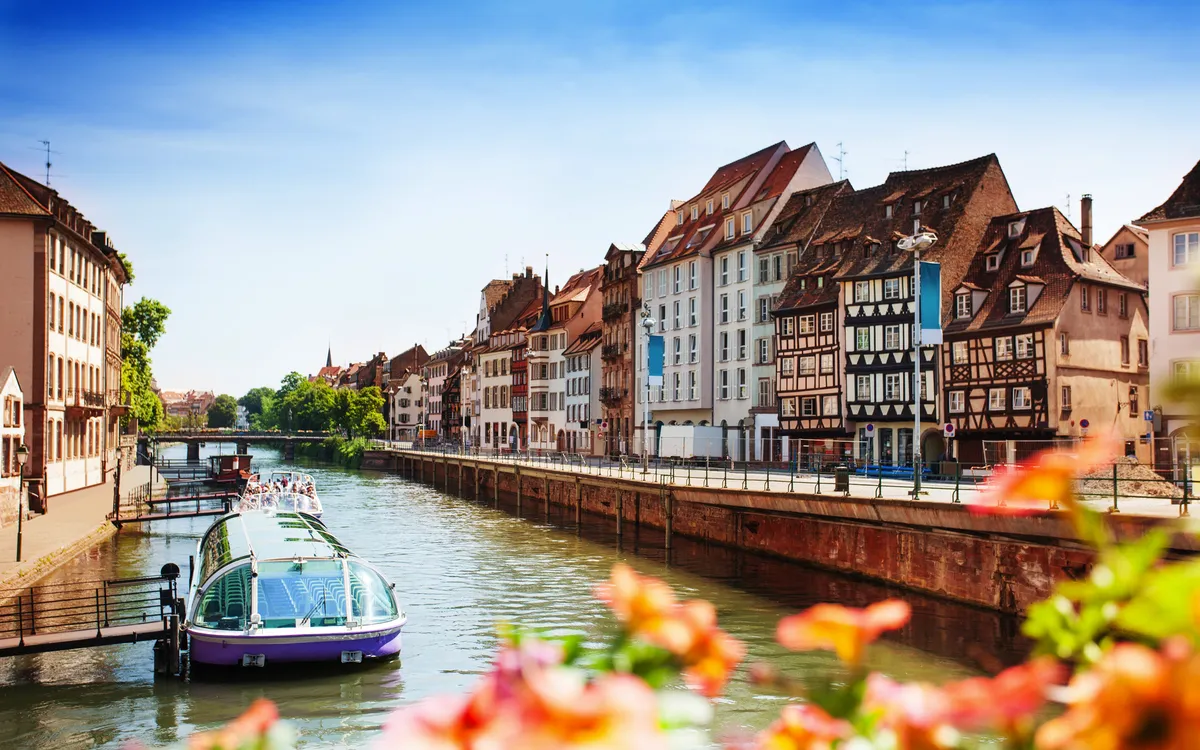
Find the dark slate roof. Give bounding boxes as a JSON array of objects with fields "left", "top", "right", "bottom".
[
  {"left": 0, "top": 162, "right": 50, "bottom": 217},
  {"left": 1137, "top": 158, "right": 1200, "bottom": 223},
  {"left": 944, "top": 206, "right": 1145, "bottom": 335}
]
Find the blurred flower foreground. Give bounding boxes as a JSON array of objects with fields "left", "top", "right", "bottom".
[{"left": 148, "top": 432, "right": 1200, "bottom": 749}]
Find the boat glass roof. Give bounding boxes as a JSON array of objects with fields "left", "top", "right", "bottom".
[{"left": 198, "top": 511, "right": 352, "bottom": 585}]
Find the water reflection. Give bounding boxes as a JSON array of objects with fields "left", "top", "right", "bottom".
[{"left": 0, "top": 444, "right": 1026, "bottom": 748}]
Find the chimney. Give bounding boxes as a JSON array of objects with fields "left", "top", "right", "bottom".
[
  {"left": 1081, "top": 194, "right": 1093, "bottom": 248},
  {"left": 525, "top": 265, "right": 533, "bottom": 278}
]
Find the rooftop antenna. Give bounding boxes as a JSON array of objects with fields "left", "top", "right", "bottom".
[
  {"left": 37, "top": 140, "right": 58, "bottom": 185},
  {"left": 833, "top": 142, "right": 848, "bottom": 181},
  {"left": 505, "top": 253, "right": 509, "bottom": 276},
  {"left": 1065, "top": 194, "right": 1072, "bottom": 221},
  {"left": 903, "top": 150, "right": 909, "bottom": 171}
]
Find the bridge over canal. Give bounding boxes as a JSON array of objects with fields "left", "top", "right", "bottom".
[{"left": 143, "top": 431, "right": 334, "bottom": 460}]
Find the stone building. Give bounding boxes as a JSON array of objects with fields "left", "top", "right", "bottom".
[
  {"left": 599, "top": 242, "right": 646, "bottom": 457},
  {"left": 1, "top": 367, "right": 25, "bottom": 526}
]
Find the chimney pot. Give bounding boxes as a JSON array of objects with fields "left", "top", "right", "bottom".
[
  {"left": 525, "top": 266, "right": 533, "bottom": 278},
  {"left": 1081, "top": 194, "right": 1093, "bottom": 248}
]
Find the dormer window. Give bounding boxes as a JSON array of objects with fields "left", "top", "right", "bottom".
[
  {"left": 676, "top": 210, "right": 684, "bottom": 225},
  {"left": 1021, "top": 245, "right": 1038, "bottom": 267},
  {"left": 955, "top": 293, "right": 972, "bottom": 319},
  {"left": 817, "top": 276, "right": 824, "bottom": 288},
  {"left": 805, "top": 194, "right": 813, "bottom": 207},
  {"left": 722, "top": 193, "right": 730, "bottom": 209},
  {"left": 885, "top": 204, "right": 894, "bottom": 219},
  {"left": 725, "top": 217, "right": 735, "bottom": 240},
  {"left": 986, "top": 254, "right": 1001, "bottom": 271},
  {"left": 691, "top": 205, "right": 698, "bottom": 221},
  {"left": 742, "top": 213, "right": 753, "bottom": 235},
  {"left": 866, "top": 242, "right": 879, "bottom": 257},
  {"left": 706, "top": 199, "right": 713, "bottom": 215},
  {"left": 1009, "top": 285, "right": 1027, "bottom": 314},
  {"left": 1008, "top": 219, "right": 1025, "bottom": 238},
  {"left": 913, "top": 199, "right": 923, "bottom": 215},
  {"left": 942, "top": 193, "right": 952, "bottom": 209}
]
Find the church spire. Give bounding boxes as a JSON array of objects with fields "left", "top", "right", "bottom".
[
  {"left": 531, "top": 258, "right": 552, "bottom": 332},
  {"left": 326, "top": 344, "right": 332, "bottom": 368}
]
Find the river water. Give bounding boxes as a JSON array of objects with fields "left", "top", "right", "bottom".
[{"left": 0, "top": 444, "right": 1027, "bottom": 748}]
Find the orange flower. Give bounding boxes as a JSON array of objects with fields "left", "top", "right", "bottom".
[
  {"left": 751, "top": 704, "right": 851, "bottom": 750},
  {"left": 973, "top": 433, "right": 1119, "bottom": 515},
  {"left": 1036, "top": 639, "right": 1200, "bottom": 750},
  {"left": 187, "top": 699, "right": 280, "bottom": 750},
  {"left": 776, "top": 600, "right": 911, "bottom": 667},
  {"left": 381, "top": 640, "right": 668, "bottom": 750},
  {"left": 595, "top": 563, "right": 678, "bottom": 641},
  {"left": 864, "top": 674, "right": 956, "bottom": 750},
  {"left": 941, "top": 656, "right": 1063, "bottom": 733}
]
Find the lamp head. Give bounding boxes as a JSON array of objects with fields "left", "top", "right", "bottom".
[
  {"left": 16, "top": 443, "right": 28, "bottom": 468},
  {"left": 897, "top": 230, "right": 938, "bottom": 252}
]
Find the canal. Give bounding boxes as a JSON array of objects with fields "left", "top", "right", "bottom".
[{"left": 0, "top": 444, "right": 1027, "bottom": 747}]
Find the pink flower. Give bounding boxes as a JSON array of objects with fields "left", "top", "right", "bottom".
[{"left": 776, "top": 600, "right": 911, "bottom": 667}]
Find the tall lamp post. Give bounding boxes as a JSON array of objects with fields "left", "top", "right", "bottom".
[
  {"left": 897, "top": 229, "right": 938, "bottom": 497},
  {"left": 15, "top": 443, "right": 28, "bottom": 562},
  {"left": 639, "top": 305, "right": 656, "bottom": 473}
]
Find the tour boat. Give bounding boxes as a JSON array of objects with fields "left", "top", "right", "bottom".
[
  {"left": 185, "top": 510, "right": 406, "bottom": 667},
  {"left": 237, "top": 471, "right": 323, "bottom": 517}
]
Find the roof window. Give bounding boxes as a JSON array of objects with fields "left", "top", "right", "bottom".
[
  {"left": 1008, "top": 218, "right": 1026, "bottom": 238},
  {"left": 986, "top": 253, "right": 1001, "bottom": 271},
  {"left": 722, "top": 193, "right": 730, "bottom": 209}
]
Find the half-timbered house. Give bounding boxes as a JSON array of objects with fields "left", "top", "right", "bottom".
[{"left": 942, "top": 205, "right": 1150, "bottom": 465}]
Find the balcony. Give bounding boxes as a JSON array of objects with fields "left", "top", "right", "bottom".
[
  {"left": 599, "top": 387, "right": 627, "bottom": 406},
  {"left": 602, "top": 302, "right": 627, "bottom": 323},
  {"left": 601, "top": 343, "right": 624, "bottom": 362},
  {"left": 66, "top": 389, "right": 106, "bottom": 415}
]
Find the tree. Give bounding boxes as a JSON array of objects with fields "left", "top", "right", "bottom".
[
  {"left": 239, "top": 386, "right": 275, "bottom": 429},
  {"left": 122, "top": 298, "right": 171, "bottom": 350},
  {"left": 208, "top": 394, "right": 238, "bottom": 428},
  {"left": 331, "top": 386, "right": 386, "bottom": 438},
  {"left": 121, "top": 297, "right": 172, "bottom": 431}
]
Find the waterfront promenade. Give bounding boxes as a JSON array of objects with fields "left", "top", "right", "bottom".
[{"left": 0, "top": 465, "right": 162, "bottom": 589}]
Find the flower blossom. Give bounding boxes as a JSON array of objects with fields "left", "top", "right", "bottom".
[
  {"left": 749, "top": 704, "right": 851, "bottom": 750},
  {"left": 187, "top": 699, "right": 281, "bottom": 750},
  {"left": 940, "top": 656, "right": 1063, "bottom": 733},
  {"left": 864, "top": 674, "right": 957, "bottom": 750},
  {"left": 380, "top": 638, "right": 667, "bottom": 750},
  {"left": 595, "top": 563, "right": 680, "bottom": 643},
  {"left": 1035, "top": 639, "right": 1200, "bottom": 750},
  {"left": 776, "top": 600, "right": 911, "bottom": 667},
  {"left": 972, "top": 433, "right": 1119, "bottom": 515}
]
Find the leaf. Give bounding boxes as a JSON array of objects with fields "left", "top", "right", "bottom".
[{"left": 1116, "top": 559, "right": 1200, "bottom": 642}]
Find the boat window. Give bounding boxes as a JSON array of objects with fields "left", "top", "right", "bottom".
[
  {"left": 197, "top": 564, "right": 252, "bottom": 631},
  {"left": 255, "top": 560, "right": 348, "bottom": 629},
  {"left": 349, "top": 561, "right": 399, "bottom": 625}
]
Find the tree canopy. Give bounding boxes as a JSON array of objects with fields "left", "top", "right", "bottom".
[
  {"left": 251, "top": 373, "right": 385, "bottom": 438},
  {"left": 122, "top": 296, "right": 172, "bottom": 431},
  {"left": 207, "top": 394, "right": 238, "bottom": 428}
]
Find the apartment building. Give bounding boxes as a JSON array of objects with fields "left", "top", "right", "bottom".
[
  {"left": 421, "top": 338, "right": 468, "bottom": 437},
  {"left": 943, "top": 205, "right": 1150, "bottom": 465},
  {"left": 1135, "top": 158, "right": 1200, "bottom": 476},
  {"left": 1, "top": 368, "right": 24, "bottom": 526},
  {"left": 386, "top": 371, "right": 423, "bottom": 440},
  {"left": 599, "top": 242, "right": 647, "bottom": 457},
  {"left": 1098, "top": 222, "right": 1149, "bottom": 289},
  {"left": 564, "top": 322, "right": 602, "bottom": 454},
  {"left": 478, "top": 332, "right": 516, "bottom": 450},
  {"left": 0, "top": 162, "right": 129, "bottom": 507}
]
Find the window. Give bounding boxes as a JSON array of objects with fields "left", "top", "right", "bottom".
[
  {"left": 688, "top": 261, "right": 697, "bottom": 290},
  {"left": 737, "top": 251, "right": 747, "bottom": 281},
  {"left": 658, "top": 304, "right": 667, "bottom": 332},
  {"left": 1115, "top": 242, "right": 1135, "bottom": 259},
  {"left": 799, "top": 356, "right": 815, "bottom": 375},
  {"left": 780, "top": 357, "right": 794, "bottom": 375},
  {"left": 738, "top": 329, "right": 748, "bottom": 360},
  {"left": 781, "top": 397, "right": 796, "bottom": 417},
  {"left": 986, "top": 254, "right": 1000, "bottom": 271},
  {"left": 883, "top": 278, "right": 900, "bottom": 299},
  {"left": 780, "top": 317, "right": 794, "bottom": 336},
  {"left": 884, "top": 373, "right": 903, "bottom": 400},
  {"left": 949, "top": 391, "right": 965, "bottom": 413},
  {"left": 1174, "top": 294, "right": 1200, "bottom": 331},
  {"left": 1008, "top": 219, "right": 1024, "bottom": 238},
  {"left": 757, "top": 337, "right": 768, "bottom": 364},
  {"left": 1061, "top": 385, "right": 1072, "bottom": 411},
  {"left": 688, "top": 371, "right": 697, "bottom": 400},
  {"left": 1013, "top": 387, "right": 1031, "bottom": 410},
  {"left": 673, "top": 300, "right": 681, "bottom": 329},
  {"left": 996, "top": 336, "right": 1013, "bottom": 361},
  {"left": 737, "top": 291, "right": 747, "bottom": 321},
  {"left": 884, "top": 324, "right": 902, "bottom": 350},
  {"left": 799, "top": 315, "right": 815, "bottom": 334},
  {"left": 856, "top": 374, "right": 871, "bottom": 401},
  {"left": 719, "top": 370, "right": 729, "bottom": 399},
  {"left": 644, "top": 274, "right": 652, "bottom": 300},
  {"left": 689, "top": 297, "right": 697, "bottom": 326},
  {"left": 773, "top": 254, "right": 783, "bottom": 281},
  {"left": 673, "top": 372, "right": 681, "bottom": 400},
  {"left": 1080, "top": 285, "right": 1090, "bottom": 312},
  {"left": 737, "top": 369, "right": 747, "bottom": 398},
  {"left": 820, "top": 311, "right": 833, "bottom": 332},
  {"left": 820, "top": 353, "right": 834, "bottom": 373},
  {"left": 1174, "top": 232, "right": 1200, "bottom": 266},
  {"left": 801, "top": 397, "right": 816, "bottom": 416},
  {"left": 742, "top": 213, "right": 752, "bottom": 235},
  {"left": 1120, "top": 336, "right": 1130, "bottom": 365},
  {"left": 673, "top": 267, "right": 681, "bottom": 293},
  {"left": 722, "top": 193, "right": 730, "bottom": 210},
  {"left": 989, "top": 388, "right": 1006, "bottom": 411},
  {"left": 1138, "top": 338, "right": 1148, "bottom": 367},
  {"left": 1016, "top": 333, "right": 1034, "bottom": 360},
  {"left": 706, "top": 199, "right": 713, "bottom": 215},
  {"left": 855, "top": 328, "right": 870, "bottom": 352},
  {"left": 657, "top": 270, "right": 666, "bottom": 296},
  {"left": 822, "top": 395, "right": 838, "bottom": 416},
  {"left": 673, "top": 337, "right": 681, "bottom": 365},
  {"left": 1097, "top": 288, "right": 1107, "bottom": 315},
  {"left": 759, "top": 297, "right": 769, "bottom": 323},
  {"left": 1060, "top": 332, "right": 1070, "bottom": 356},
  {"left": 719, "top": 294, "right": 729, "bottom": 324},
  {"left": 884, "top": 204, "right": 893, "bottom": 219},
  {"left": 691, "top": 205, "right": 698, "bottom": 220},
  {"left": 720, "top": 257, "right": 729, "bottom": 285},
  {"left": 1129, "top": 386, "right": 1139, "bottom": 417},
  {"left": 758, "top": 258, "right": 770, "bottom": 284},
  {"left": 942, "top": 193, "right": 952, "bottom": 209},
  {"left": 1021, "top": 247, "right": 1036, "bottom": 267},
  {"left": 719, "top": 332, "right": 729, "bottom": 361},
  {"left": 854, "top": 281, "right": 869, "bottom": 302},
  {"left": 1009, "top": 285, "right": 1027, "bottom": 314},
  {"left": 913, "top": 199, "right": 923, "bottom": 215},
  {"left": 1174, "top": 360, "right": 1200, "bottom": 380},
  {"left": 955, "top": 293, "right": 971, "bottom": 319}
]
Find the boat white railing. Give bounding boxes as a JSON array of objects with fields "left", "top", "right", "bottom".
[{"left": 238, "top": 489, "right": 323, "bottom": 516}]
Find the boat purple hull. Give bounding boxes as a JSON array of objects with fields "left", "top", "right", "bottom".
[{"left": 189, "top": 624, "right": 403, "bottom": 666}]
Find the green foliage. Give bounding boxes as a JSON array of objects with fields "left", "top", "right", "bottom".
[
  {"left": 291, "top": 436, "right": 368, "bottom": 468},
  {"left": 116, "top": 252, "right": 135, "bottom": 283},
  {"left": 331, "top": 386, "right": 386, "bottom": 438},
  {"left": 121, "top": 297, "right": 171, "bottom": 432},
  {"left": 207, "top": 394, "right": 239, "bottom": 428},
  {"left": 239, "top": 387, "right": 275, "bottom": 416},
  {"left": 121, "top": 298, "right": 171, "bottom": 350}
]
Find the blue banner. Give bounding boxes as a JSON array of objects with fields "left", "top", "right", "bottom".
[
  {"left": 919, "top": 261, "right": 942, "bottom": 345},
  {"left": 647, "top": 335, "right": 664, "bottom": 386}
]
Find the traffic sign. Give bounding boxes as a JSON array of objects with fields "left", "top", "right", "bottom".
[
  {"left": 943, "top": 423, "right": 955, "bottom": 437},
  {"left": 866, "top": 424, "right": 875, "bottom": 433},
  {"left": 1080, "top": 419, "right": 1090, "bottom": 429},
  {"left": 1144, "top": 410, "right": 1154, "bottom": 421}
]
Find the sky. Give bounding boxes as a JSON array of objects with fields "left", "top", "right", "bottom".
[{"left": 2, "top": 0, "right": 1198, "bottom": 397}]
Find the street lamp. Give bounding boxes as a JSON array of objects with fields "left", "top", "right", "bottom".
[
  {"left": 896, "top": 230, "right": 938, "bottom": 497},
  {"left": 15, "top": 443, "right": 28, "bottom": 562},
  {"left": 639, "top": 305, "right": 656, "bottom": 473}
]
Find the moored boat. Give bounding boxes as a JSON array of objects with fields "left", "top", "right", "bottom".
[
  {"left": 238, "top": 471, "right": 323, "bottom": 517},
  {"left": 185, "top": 510, "right": 405, "bottom": 667}
]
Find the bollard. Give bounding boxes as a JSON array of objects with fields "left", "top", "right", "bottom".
[
  {"left": 952, "top": 463, "right": 961, "bottom": 504},
  {"left": 1109, "top": 463, "right": 1120, "bottom": 513},
  {"left": 765, "top": 463, "right": 771, "bottom": 491},
  {"left": 815, "top": 461, "right": 821, "bottom": 494},
  {"left": 875, "top": 465, "right": 884, "bottom": 499},
  {"left": 575, "top": 480, "right": 582, "bottom": 527},
  {"left": 617, "top": 491, "right": 623, "bottom": 537},
  {"left": 742, "top": 462, "right": 748, "bottom": 490},
  {"left": 723, "top": 462, "right": 728, "bottom": 489}
]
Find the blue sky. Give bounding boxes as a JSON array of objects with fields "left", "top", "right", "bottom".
[{"left": 2, "top": 0, "right": 1198, "bottom": 396}]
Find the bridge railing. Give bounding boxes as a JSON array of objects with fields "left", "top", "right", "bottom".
[{"left": 0, "top": 570, "right": 180, "bottom": 641}]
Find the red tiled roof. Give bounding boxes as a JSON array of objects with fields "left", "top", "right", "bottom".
[
  {"left": 0, "top": 162, "right": 50, "bottom": 217},
  {"left": 1137, "top": 158, "right": 1200, "bottom": 223}
]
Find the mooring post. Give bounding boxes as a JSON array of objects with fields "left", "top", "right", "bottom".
[
  {"left": 494, "top": 467, "right": 500, "bottom": 506},
  {"left": 458, "top": 460, "right": 463, "bottom": 496},
  {"left": 474, "top": 461, "right": 480, "bottom": 500},
  {"left": 664, "top": 485, "right": 673, "bottom": 551},
  {"left": 516, "top": 466, "right": 522, "bottom": 517},
  {"left": 544, "top": 476, "right": 550, "bottom": 522},
  {"left": 575, "top": 479, "right": 582, "bottom": 527},
  {"left": 616, "top": 490, "right": 624, "bottom": 537}
]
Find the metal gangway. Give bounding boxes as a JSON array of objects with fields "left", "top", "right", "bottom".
[
  {"left": 109, "top": 482, "right": 238, "bottom": 526},
  {"left": 0, "top": 565, "right": 186, "bottom": 675}
]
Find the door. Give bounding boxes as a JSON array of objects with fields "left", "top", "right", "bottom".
[{"left": 880, "top": 429, "right": 894, "bottom": 466}]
